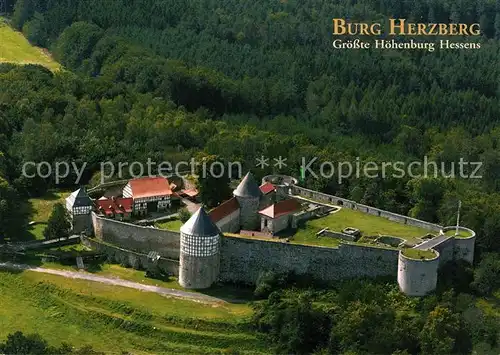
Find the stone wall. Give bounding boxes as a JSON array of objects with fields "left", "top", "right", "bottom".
[
  {"left": 72, "top": 213, "right": 93, "bottom": 235},
  {"left": 215, "top": 210, "right": 240, "bottom": 233},
  {"left": 83, "top": 237, "right": 179, "bottom": 275},
  {"left": 320, "top": 230, "right": 358, "bottom": 242},
  {"left": 292, "top": 210, "right": 315, "bottom": 228},
  {"left": 291, "top": 186, "right": 442, "bottom": 232},
  {"left": 397, "top": 251, "right": 440, "bottom": 296},
  {"left": 235, "top": 196, "right": 260, "bottom": 230},
  {"left": 92, "top": 213, "right": 180, "bottom": 259},
  {"left": 271, "top": 214, "right": 290, "bottom": 234},
  {"left": 442, "top": 226, "right": 476, "bottom": 264},
  {"left": 430, "top": 237, "right": 455, "bottom": 265},
  {"left": 219, "top": 236, "right": 399, "bottom": 284}
]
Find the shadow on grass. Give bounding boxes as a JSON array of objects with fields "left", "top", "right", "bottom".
[
  {"left": 0, "top": 251, "right": 44, "bottom": 271},
  {"left": 85, "top": 263, "right": 103, "bottom": 273},
  {"left": 275, "top": 227, "right": 298, "bottom": 238},
  {"left": 198, "top": 283, "right": 256, "bottom": 303}
]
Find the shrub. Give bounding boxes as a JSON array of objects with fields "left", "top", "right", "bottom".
[{"left": 178, "top": 208, "right": 191, "bottom": 223}]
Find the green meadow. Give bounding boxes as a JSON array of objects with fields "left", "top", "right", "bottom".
[
  {"left": 291, "top": 208, "right": 430, "bottom": 247},
  {"left": 18, "top": 191, "right": 70, "bottom": 241},
  {"left": 0, "top": 270, "right": 267, "bottom": 354},
  {"left": 0, "top": 18, "right": 60, "bottom": 70}
]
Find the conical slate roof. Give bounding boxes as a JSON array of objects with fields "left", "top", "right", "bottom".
[
  {"left": 180, "top": 207, "right": 220, "bottom": 237},
  {"left": 233, "top": 172, "right": 261, "bottom": 198},
  {"left": 66, "top": 187, "right": 92, "bottom": 209}
]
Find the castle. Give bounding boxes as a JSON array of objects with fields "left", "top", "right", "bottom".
[{"left": 66, "top": 173, "right": 476, "bottom": 296}]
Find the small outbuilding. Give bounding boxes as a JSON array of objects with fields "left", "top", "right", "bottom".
[{"left": 259, "top": 198, "right": 302, "bottom": 235}]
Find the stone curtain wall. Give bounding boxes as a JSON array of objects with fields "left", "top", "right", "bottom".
[
  {"left": 219, "top": 236, "right": 399, "bottom": 284},
  {"left": 430, "top": 237, "right": 455, "bottom": 265},
  {"left": 83, "top": 237, "right": 179, "bottom": 275},
  {"left": 321, "top": 230, "right": 358, "bottom": 242},
  {"left": 215, "top": 210, "right": 240, "bottom": 233},
  {"left": 92, "top": 213, "right": 181, "bottom": 259},
  {"left": 291, "top": 186, "right": 443, "bottom": 232}
]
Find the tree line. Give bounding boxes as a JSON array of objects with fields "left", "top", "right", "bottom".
[
  {"left": 0, "top": 0, "right": 499, "bottom": 257},
  {"left": 252, "top": 256, "right": 500, "bottom": 354}
]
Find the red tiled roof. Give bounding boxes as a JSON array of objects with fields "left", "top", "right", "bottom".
[
  {"left": 260, "top": 182, "right": 276, "bottom": 195},
  {"left": 96, "top": 197, "right": 133, "bottom": 215},
  {"left": 259, "top": 199, "right": 302, "bottom": 219},
  {"left": 128, "top": 177, "right": 173, "bottom": 199},
  {"left": 180, "top": 189, "right": 199, "bottom": 197},
  {"left": 209, "top": 197, "right": 240, "bottom": 222}
]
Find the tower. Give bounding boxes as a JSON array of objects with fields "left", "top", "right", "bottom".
[
  {"left": 65, "top": 187, "right": 93, "bottom": 235},
  {"left": 233, "top": 172, "right": 262, "bottom": 230},
  {"left": 179, "top": 207, "right": 221, "bottom": 289}
]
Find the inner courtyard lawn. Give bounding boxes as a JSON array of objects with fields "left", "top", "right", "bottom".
[
  {"left": 156, "top": 218, "right": 183, "bottom": 231},
  {"left": 291, "top": 208, "right": 430, "bottom": 247}
]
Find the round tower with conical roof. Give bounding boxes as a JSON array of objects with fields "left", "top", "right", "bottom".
[
  {"left": 233, "top": 172, "right": 262, "bottom": 230},
  {"left": 179, "top": 207, "right": 221, "bottom": 289}
]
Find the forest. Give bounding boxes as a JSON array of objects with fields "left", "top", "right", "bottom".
[
  {"left": 250, "top": 257, "right": 500, "bottom": 354},
  {"left": 0, "top": 0, "right": 498, "bottom": 252},
  {"left": 0, "top": 0, "right": 499, "bottom": 353}
]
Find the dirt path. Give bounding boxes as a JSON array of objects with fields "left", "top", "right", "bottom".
[
  {"left": 181, "top": 198, "right": 201, "bottom": 214},
  {"left": 0, "top": 262, "right": 225, "bottom": 304}
]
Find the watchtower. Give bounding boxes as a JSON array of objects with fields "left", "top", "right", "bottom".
[
  {"left": 233, "top": 172, "right": 262, "bottom": 230},
  {"left": 179, "top": 207, "right": 221, "bottom": 289}
]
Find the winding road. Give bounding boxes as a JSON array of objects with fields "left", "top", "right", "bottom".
[{"left": 0, "top": 262, "right": 225, "bottom": 304}]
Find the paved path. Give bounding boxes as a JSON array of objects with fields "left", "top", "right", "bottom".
[
  {"left": 414, "top": 233, "right": 450, "bottom": 250},
  {"left": 181, "top": 198, "right": 201, "bottom": 214},
  {"left": 0, "top": 262, "right": 225, "bottom": 304}
]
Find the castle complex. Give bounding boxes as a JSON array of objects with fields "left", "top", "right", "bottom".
[{"left": 67, "top": 173, "right": 476, "bottom": 297}]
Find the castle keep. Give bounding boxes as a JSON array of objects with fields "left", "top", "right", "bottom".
[{"left": 68, "top": 173, "right": 476, "bottom": 296}]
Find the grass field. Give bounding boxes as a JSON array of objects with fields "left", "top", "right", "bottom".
[
  {"left": 26, "top": 191, "right": 71, "bottom": 223},
  {"left": 0, "top": 270, "right": 267, "bottom": 354},
  {"left": 25, "top": 223, "right": 48, "bottom": 240},
  {"left": 156, "top": 219, "right": 183, "bottom": 231},
  {"left": 0, "top": 18, "right": 60, "bottom": 70},
  {"left": 290, "top": 208, "right": 429, "bottom": 247},
  {"left": 17, "top": 191, "right": 71, "bottom": 241}
]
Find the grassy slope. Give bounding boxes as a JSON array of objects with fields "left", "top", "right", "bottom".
[
  {"left": 0, "top": 270, "right": 267, "bottom": 354},
  {"left": 28, "top": 258, "right": 255, "bottom": 301},
  {"left": 0, "top": 19, "right": 60, "bottom": 71},
  {"left": 27, "top": 191, "right": 71, "bottom": 223},
  {"left": 292, "top": 208, "right": 429, "bottom": 247},
  {"left": 19, "top": 191, "right": 70, "bottom": 240}
]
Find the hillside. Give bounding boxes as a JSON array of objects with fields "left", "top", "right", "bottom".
[
  {"left": 0, "top": 1, "right": 500, "bottom": 353},
  {"left": 0, "top": 18, "right": 60, "bottom": 70},
  {"left": 0, "top": 270, "right": 265, "bottom": 354}
]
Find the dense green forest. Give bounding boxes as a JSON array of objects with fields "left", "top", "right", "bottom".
[
  {"left": 0, "top": 1, "right": 500, "bottom": 354},
  {"left": 1, "top": 0, "right": 499, "bottom": 253},
  {"left": 251, "top": 257, "right": 500, "bottom": 354}
]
